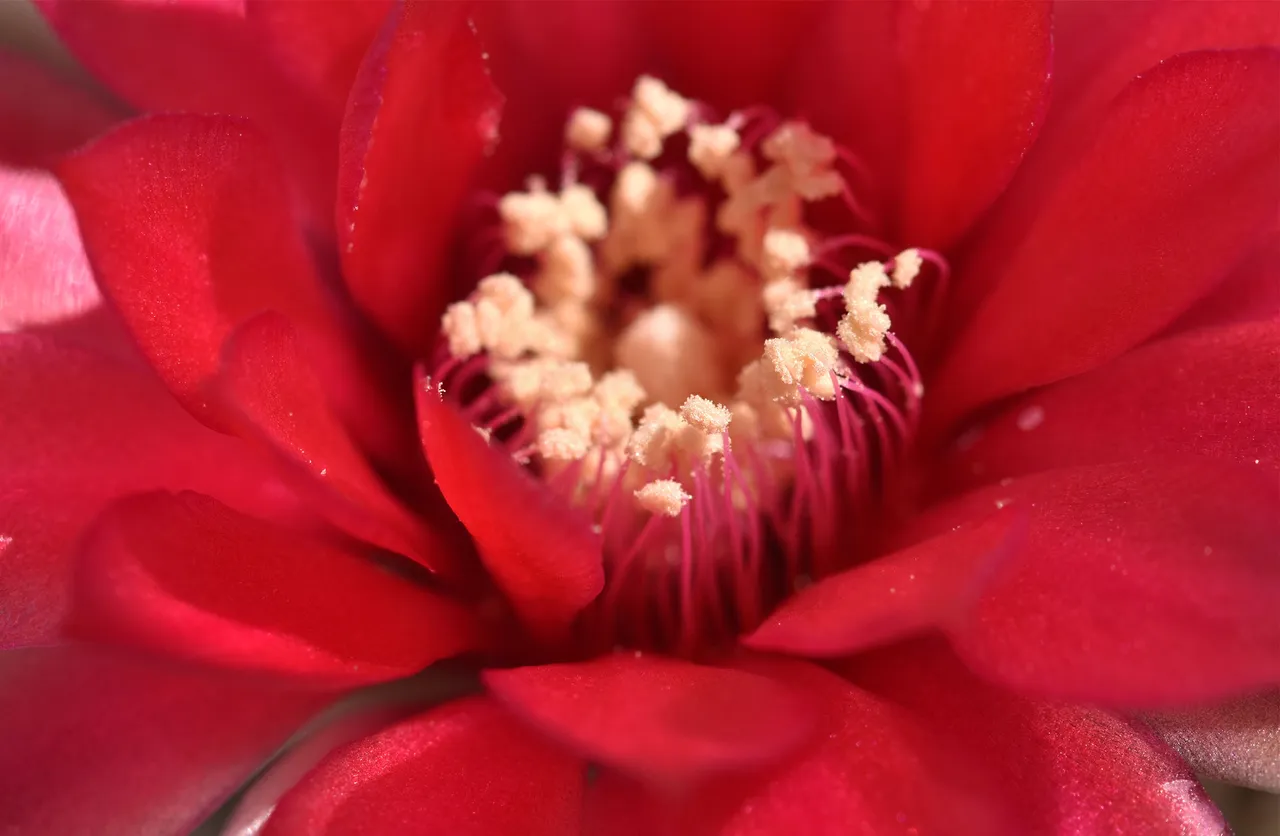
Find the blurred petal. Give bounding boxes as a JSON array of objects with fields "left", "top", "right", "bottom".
[
  {"left": 416, "top": 373, "right": 603, "bottom": 636},
  {"left": 1147, "top": 692, "right": 1280, "bottom": 793},
  {"left": 0, "top": 50, "right": 123, "bottom": 168},
  {"left": 0, "top": 645, "right": 326, "bottom": 836},
  {"left": 937, "top": 461, "right": 1280, "bottom": 706},
  {"left": 745, "top": 508, "right": 1019, "bottom": 658},
  {"left": 938, "top": 320, "right": 1280, "bottom": 494},
  {"left": 338, "top": 0, "right": 502, "bottom": 355},
  {"left": 850, "top": 640, "right": 1226, "bottom": 835},
  {"left": 0, "top": 165, "right": 100, "bottom": 332},
  {"left": 1166, "top": 233, "right": 1280, "bottom": 334},
  {"left": 484, "top": 653, "right": 814, "bottom": 785},
  {"left": 0, "top": 334, "right": 291, "bottom": 647},
  {"left": 262, "top": 697, "right": 583, "bottom": 836},
  {"left": 934, "top": 49, "right": 1280, "bottom": 428},
  {"left": 74, "top": 491, "right": 482, "bottom": 685}
]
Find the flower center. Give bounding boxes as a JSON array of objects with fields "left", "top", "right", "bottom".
[{"left": 432, "top": 77, "right": 946, "bottom": 655}]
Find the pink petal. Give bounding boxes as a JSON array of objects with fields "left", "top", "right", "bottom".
[
  {"left": 849, "top": 640, "right": 1226, "bottom": 835},
  {"left": 1146, "top": 691, "right": 1280, "bottom": 793},
  {"left": 483, "top": 653, "right": 814, "bottom": 785},
  {"left": 73, "top": 490, "right": 482, "bottom": 686},
  {"left": 261, "top": 697, "right": 583, "bottom": 836},
  {"left": 583, "top": 658, "right": 1010, "bottom": 835},
  {"left": 934, "top": 49, "right": 1280, "bottom": 427},
  {"left": 338, "top": 0, "right": 503, "bottom": 355},
  {"left": 56, "top": 114, "right": 336, "bottom": 428},
  {"left": 0, "top": 645, "right": 325, "bottom": 836},
  {"left": 745, "top": 509, "right": 1020, "bottom": 658},
  {"left": 0, "top": 165, "right": 100, "bottom": 332},
  {"left": 219, "top": 313, "right": 452, "bottom": 573},
  {"left": 938, "top": 321, "right": 1280, "bottom": 495},
  {"left": 415, "top": 372, "right": 603, "bottom": 635},
  {"left": 0, "top": 333, "right": 293, "bottom": 647},
  {"left": 36, "top": 0, "right": 345, "bottom": 229},
  {"left": 793, "top": 1, "right": 1051, "bottom": 245},
  {"left": 937, "top": 461, "right": 1280, "bottom": 706},
  {"left": 0, "top": 50, "right": 123, "bottom": 169}
]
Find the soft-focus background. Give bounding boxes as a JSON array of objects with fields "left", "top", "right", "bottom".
[{"left": 1, "top": 1, "right": 1277, "bottom": 833}]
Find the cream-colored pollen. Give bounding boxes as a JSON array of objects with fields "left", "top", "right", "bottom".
[
  {"left": 566, "top": 108, "right": 612, "bottom": 153},
  {"left": 447, "top": 77, "right": 924, "bottom": 518},
  {"left": 761, "top": 228, "right": 812, "bottom": 282},
  {"left": 680, "top": 395, "right": 732, "bottom": 434},
  {"left": 892, "top": 248, "right": 922, "bottom": 289},
  {"left": 688, "top": 123, "right": 741, "bottom": 179},
  {"left": 623, "top": 76, "right": 692, "bottom": 159},
  {"left": 635, "top": 479, "right": 691, "bottom": 516}
]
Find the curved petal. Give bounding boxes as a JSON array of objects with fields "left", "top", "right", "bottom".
[
  {"left": 793, "top": 0, "right": 1051, "bottom": 245},
  {"left": 936, "top": 461, "right": 1280, "bottom": 706},
  {"left": 583, "top": 658, "right": 1010, "bottom": 836},
  {"left": 35, "top": 0, "right": 349, "bottom": 229},
  {"left": 0, "top": 333, "right": 293, "bottom": 647},
  {"left": 73, "top": 491, "right": 483, "bottom": 686},
  {"left": 338, "top": 0, "right": 503, "bottom": 355},
  {"left": 219, "top": 314, "right": 451, "bottom": 573},
  {"left": 56, "top": 114, "right": 335, "bottom": 428},
  {"left": 415, "top": 370, "right": 603, "bottom": 636},
  {"left": 1146, "top": 691, "right": 1280, "bottom": 793},
  {"left": 261, "top": 697, "right": 583, "bottom": 836},
  {"left": 484, "top": 653, "right": 814, "bottom": 785},
  {"left": 1166, "top": 232, "right": 1280, "bottom": 334},
  {"left": 745, "top": 508, "right": 1020, "bottom": 658},
  {"left": 0, "top": 645, "right": 326, "bottom": 836},
  {"left": 933, "top": 49, "right": 1280, "bottom": 429},
  {"left": 0, "top": 50, "right": 123, "bottom": 169},
  {"left": 937, "top": 320, "right": 1280, "bottom": 495},
  {"left": 849, "top": 640, "right": 1226, "bottom": 835},
  {"left": 0, "top": 165, "right": 100, "bottom": 332}
]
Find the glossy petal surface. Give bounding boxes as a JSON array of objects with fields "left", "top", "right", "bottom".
[
  {"left": 74, "top": 491, "right": 481, "bottom": 685},
  {"left": 263, "top": 697, "right": 583, "bottom": 836},
  {"left": 1147, "top": 692, "right": 1280, "bottom": 793},
  {"left": 485, "top": 653, "right": 814, "bottom": 784},
  {"left": 416, "top": 375, "right": 603, "bottom": 635}
]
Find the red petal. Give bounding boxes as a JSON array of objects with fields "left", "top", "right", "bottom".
[
  {"left": 35, "top": 0, "right": 344, "bottom": 229},
  {"left": 74, "top": 491, "right": 482, "bottom": 685},
  {"left": 849, "top": 640, "right": 1226, "bottom": 835},
  {"left": 219, "top": 313, "right": 450, "bottom": 572},
  {"left": 583, "top": 658, "right": 1009, "bottom": 836},
  {"left": 0, "top": 645, "right": 325, "bottom": 836},
  {"left": 938, "top": 321, "right": 1280, "bottom": 495},
  {"left": 937, "top": 461, "right": 1280, "bottom": 706},
  {"left": 0, "top": 334, "right": 292, "bottom": 647},
  {"left": 793, "top": 1, "right": 1051, "bottom": 246},
  {"left": 1146, "top": 691, "right": 1280, "bottom": 793},
  {"left": 244, "top": 0, "right": 392, "bottom": 117},
  {"left": 56, "top": 114, "right": 335, "bottom": 427},
  {"left": 0, "top": 50, "right": 123, "bottom": 169},
  {"left": 262, "top": 697, "right": 583, "bottom": 836},
  {"left": 1166, "top": 233, "right": 1280, "bottom": 334},
  {"left": 0, "top": 165, "right": 101, "bottom": 332},
  {"left": 484, "top": 653, "right": 814, "bottom": 784},
  {"left": 338, "top": 0, "right": 502, "bottom": 355},
  {"left": 415, "top": 372, "right": 603, "bottom": 635},
  {"left": 745, "top": 509, "right": 1020, "bottom": 658},
  {"left": 893, "top": 1, "right": 1051, "bottom": 249},
  {"left": 934, "top": 49, "right": 1280, "bottom": 427}
]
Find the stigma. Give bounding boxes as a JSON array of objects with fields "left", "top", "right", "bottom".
[{"left": 431, "top": 77, "right": 942, "bottom": 652}]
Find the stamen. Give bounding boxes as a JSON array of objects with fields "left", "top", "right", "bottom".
[{"left": 433, "top": 75, "right": 944, "bottom": 654}]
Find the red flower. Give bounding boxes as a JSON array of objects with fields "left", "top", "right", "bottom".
[{"left": 2, "top": 2, "right": 1279, "bottom": 834}]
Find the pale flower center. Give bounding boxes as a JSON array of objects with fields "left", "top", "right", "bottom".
[{"left": 431, "top": 77, "right": 942, "bottom": 652}]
